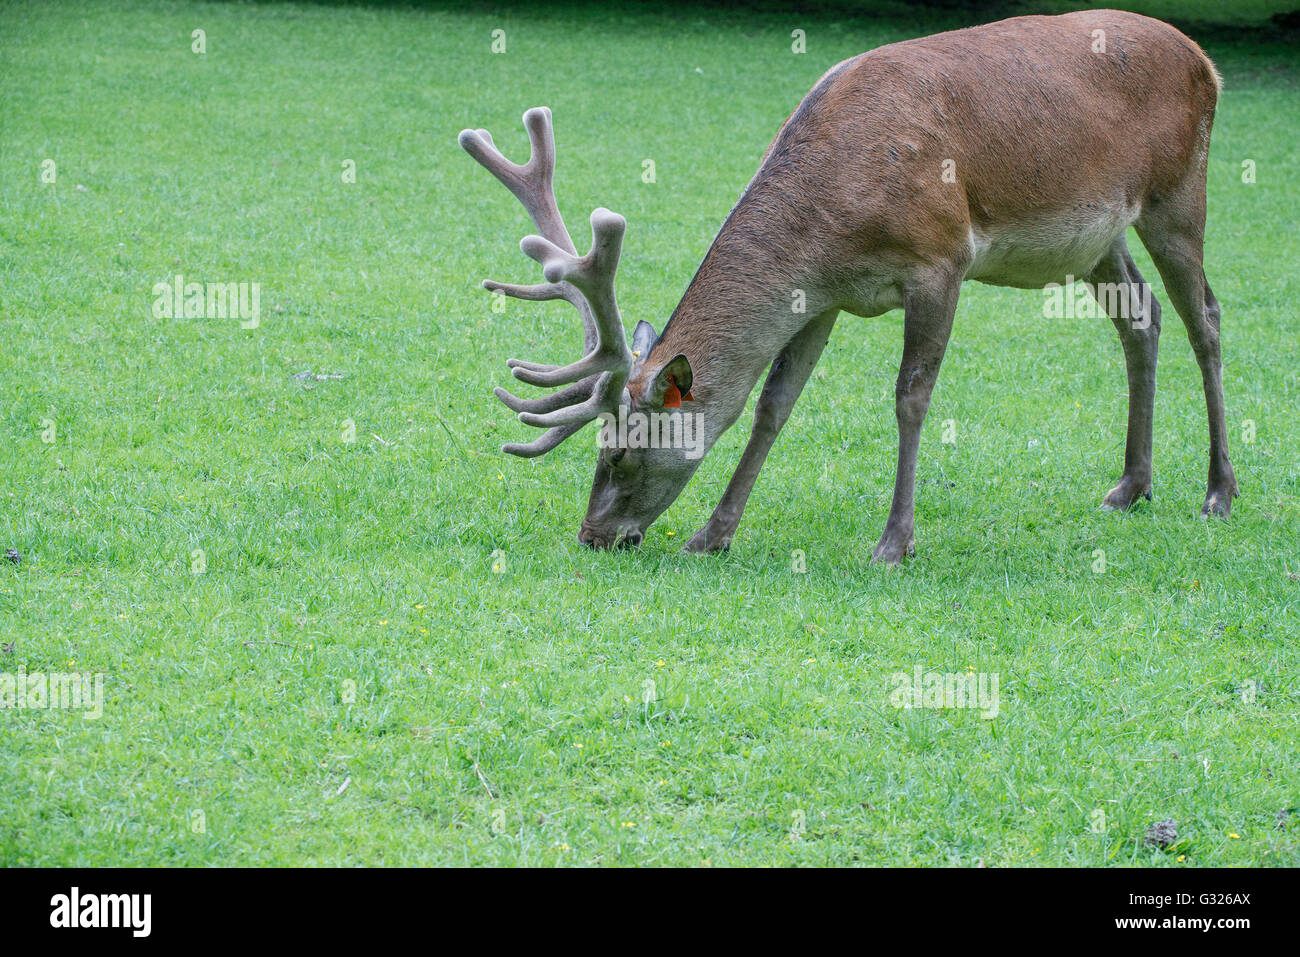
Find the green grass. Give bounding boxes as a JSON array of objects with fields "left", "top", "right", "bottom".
[{"left": 0, "top": 0, "right": 1297, "bottom": 866}]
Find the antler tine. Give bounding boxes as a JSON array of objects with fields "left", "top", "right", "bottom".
[
  {"left": 501, "top": 422, "right": 586, "bottom": 459},
  {"left": 481, "top": 278, "right": 566, "bottom": 302},
  {"left": 493, "top": 376, "right": 598, "bottom": 415},
  {"left": 457, "top": 107, "right": 575, "bottom": 254}
]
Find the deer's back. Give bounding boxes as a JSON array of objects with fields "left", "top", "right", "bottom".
[{"left": 739, "top": 10, "right": 1218, "bottom": 289}]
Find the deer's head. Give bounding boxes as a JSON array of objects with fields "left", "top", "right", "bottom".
[{"left": 459, "top": 108, "right": 707, "bottom": 548}]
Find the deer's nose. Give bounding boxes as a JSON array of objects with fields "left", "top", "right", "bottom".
[{"left": 578, "top": 528, "right": 642, "bottom": 549}]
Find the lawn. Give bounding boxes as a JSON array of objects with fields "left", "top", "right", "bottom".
[{"left": 0, "top": 0, "right": 1297, "bottom": 866}]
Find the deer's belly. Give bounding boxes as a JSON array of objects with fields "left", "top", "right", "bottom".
[{"left": 963, "top": 204, "right": 1139, "bottom": 289}]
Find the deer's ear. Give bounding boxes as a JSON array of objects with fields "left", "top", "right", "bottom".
[
  {"left": 631, "top": 320, "right": 658, "bottom": 361},
  {"left": 647, "top": 354, "right": 694, "bottom": 408}
]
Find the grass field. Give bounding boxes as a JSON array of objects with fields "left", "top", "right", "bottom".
[{"left": 1, "top": 0, "right": 1297, "bottom": 866}]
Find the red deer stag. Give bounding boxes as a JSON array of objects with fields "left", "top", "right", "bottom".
[{"left": 459, "top": 10, "right": 1235, "bottom": 562}]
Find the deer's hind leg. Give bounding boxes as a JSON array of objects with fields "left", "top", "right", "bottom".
[
  {"left": 1136, "top": 174, "right": 1237, "bottom": 517},
  {"left": 1089, "top": 237, "right": 1163, "bottom": 511}
]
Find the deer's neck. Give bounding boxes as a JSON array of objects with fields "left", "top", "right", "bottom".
[{"left": 649, "top": 206, "right": 826, "bottom": 444}]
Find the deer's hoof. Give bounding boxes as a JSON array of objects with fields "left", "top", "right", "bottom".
[
  {"left": 870, "top": 533, "right": 914, "bottom": 567},
  {"left": 1200, "top": 474, "right": 1238, "bottom": 519},
  {"left": 1200, "top": 490, "right": 1234, "bottom": 519},
  {"left": 1099, "top": 477, "right": 1152, "bottom": 512},
  {"left": 682, "top": 529, "right": 731, "bottom": 554}
]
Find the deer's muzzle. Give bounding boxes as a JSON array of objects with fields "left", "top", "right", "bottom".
[{"left": 578, "top": 526, "right": 643, "bottom": 550}]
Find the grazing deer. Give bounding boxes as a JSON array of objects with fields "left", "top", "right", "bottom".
[{"left": 459, "top": 10, "right": 1235, "bottom": 562}]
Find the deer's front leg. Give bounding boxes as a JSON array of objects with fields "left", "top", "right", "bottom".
[
  {"left": 683, "top": 310, "right": 837, "bottom": 553},
  {"left": 872, "top": 276, "right": 960, "bottom": 565}
]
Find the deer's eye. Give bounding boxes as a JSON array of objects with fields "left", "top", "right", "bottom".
[{"left": 610, "top": 448, "right": 627, "bottom": 465}]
